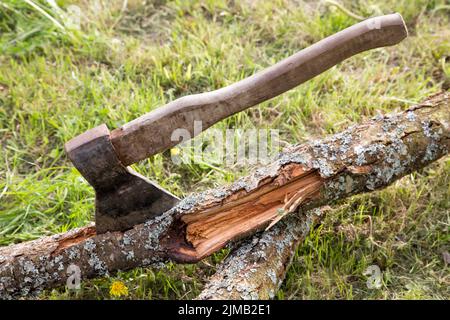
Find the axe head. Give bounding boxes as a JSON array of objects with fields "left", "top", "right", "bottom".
[{"left": 65, "top": 124, "right": 179, "bottom": 234}]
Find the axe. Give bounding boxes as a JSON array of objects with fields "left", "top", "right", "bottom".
[{"left": 65, "top": 14, "right": 407, "bottom": 234}]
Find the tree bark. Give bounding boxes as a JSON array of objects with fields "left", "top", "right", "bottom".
[
  {"left": 1, "top": 92, "right": 448, "bottom": 299},
  {"left": 197, "top": 207, "right": 327, "bottom": 300}
]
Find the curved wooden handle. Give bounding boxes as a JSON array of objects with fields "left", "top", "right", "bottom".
[{"left": 111, "top": 13, "right": 408, "bottom": 165}]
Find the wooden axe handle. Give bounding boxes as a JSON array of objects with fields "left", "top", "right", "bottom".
[{"left": 111, "top": 13, "right": 407, "bottom": 166}]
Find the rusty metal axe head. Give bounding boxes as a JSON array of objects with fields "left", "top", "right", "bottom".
[
  {"left": 65, "top": 124, "right": 179, "bottom": 234},
  {"left": 65, "top": 14, "right": 407, "bottom": 234}
]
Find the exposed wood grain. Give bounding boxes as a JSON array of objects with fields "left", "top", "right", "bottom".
[{"left": 182, "top": 170, "right": 323, "bottom": 258}]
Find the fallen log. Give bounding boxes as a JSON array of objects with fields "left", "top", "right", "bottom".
[
  {"left": 197, "top": 207, "right": 326, "bottom": 300},
  {"left": 0, "top": 92, "right": 448, "bottom": 298}
]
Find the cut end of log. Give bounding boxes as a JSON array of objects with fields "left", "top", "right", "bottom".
[{"left": 166, "top": 164, "right": 324, "bottom": 261}]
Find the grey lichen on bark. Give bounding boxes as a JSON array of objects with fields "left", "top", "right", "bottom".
[
  {"left": 0, "top": 210, "right": 179, "bottom": 299},
  {"left": 283, "top": 92, "right": 449, "bottom": 203}
]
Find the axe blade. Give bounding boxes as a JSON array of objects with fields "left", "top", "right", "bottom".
[{"left": 65, "top": 124, "right": 179, "bottom": 233}]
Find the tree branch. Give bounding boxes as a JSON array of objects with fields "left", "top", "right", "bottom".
[
  {"left": 1, "top": 92, "right": 448, "bottom": 298},
  {"left": 197, "top": 207, "right": 326, "bottom": 300}
]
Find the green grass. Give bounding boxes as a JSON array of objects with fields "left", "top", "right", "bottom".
[{"left": 0, "top": 0, "right": 449, "bottom": 299}]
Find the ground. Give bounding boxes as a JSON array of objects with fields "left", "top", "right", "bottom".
[{"left": 0, "top": 0, "right": 449, "bottom": 299}]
